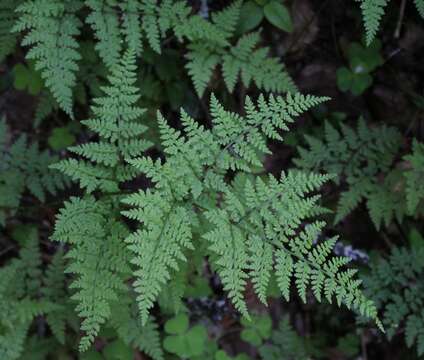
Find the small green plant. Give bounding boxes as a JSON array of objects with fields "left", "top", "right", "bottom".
[
  {"left": 238, "top": 0, "right": 293, "bottom": 34},
  {"left": 163, "top": 313, "right": 209, "bottom": 358},
  {"left": 12, "top": 60, "right": 43, "bottom": 95},
  {"left": 336, "top": 40, "right": 383, "bottom": 95}
]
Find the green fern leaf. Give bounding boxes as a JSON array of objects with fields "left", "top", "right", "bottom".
[{"left": 13, "top": 0, "right": 82, "bottom": 116}]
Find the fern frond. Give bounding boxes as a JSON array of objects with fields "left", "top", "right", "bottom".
[
  {"left": 110, "top": 300, "right": 164, "bottom": 360},
  {"left": 86, "top": 0, "right": 122, "bottom": 68},
  {"left": 13, "top": 0, "right": 82, "bottom": 116},
  {"left": 357, "top": 0, "right": 389, "bottom": 45},
  {"left": 294, "top": 119, "right": 403, "bottom": 228},
  {"left": 403, "top": 140, "right": 424, "bottom": 215},
  {"left": 122, "top": 192, "right": 194, "bottom": 324},
  {"left": 364, "top": 246, "right": 424, "bottom": 354},
  {"left": 415, "top": 0, "right": 424, "bottom": 17},
  {"left": 0, "top": 118, "right": 68, "bottom": 226},
  {"left": 123, "top": 93, "right": 379, "bottom": 328},
  {"left": 0, "top": 0, "right": 21, "bottom": 61},
  {"left": 51, "top": 197, "right": 130, "bottom": 351},
  {"left": 52, "top": 50, "right": 151, "bottom": 193}
]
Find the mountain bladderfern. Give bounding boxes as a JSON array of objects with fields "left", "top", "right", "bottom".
[{"left": 122, "top": 93, "right": 381, "bottom": 329}]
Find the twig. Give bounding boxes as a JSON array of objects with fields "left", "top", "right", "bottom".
[{"left": 394, "top": 0, "right": 407, "bottom": 39}]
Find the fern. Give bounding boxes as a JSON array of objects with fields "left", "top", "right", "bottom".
[
  {"left": 364, "top": 246, "right": 424, "bottom": 356},
  {"left": 0, "top": 229, "right": 57, "bottom": 360},
  {"left": 51, "top": 50, "right": 153, "bottom": 351},
  {"left": 122, "top": 92, "right": 380, "bottom": 329},
  {"left": 52, "top": 197, "right": 131, "bottom": 351},
  {"left": 13, "top": 0, "right": 82, "bottom": 117},
  {"left": 357, "top": 0, "right": 424, "bottom": 45},
  {"left": 52, "top": 50, "right": 152, "bottom": 194},
  {"left": 110, "top": 300, "right": 164, "bottom": 360},
  {"left": 182, "top": 1, "right": 296, "bottom": 96},
  {"left": 42, "top": 249, "right": 75, "bottom": 344},
  {"left": 85, "top": 0, "right": 122, "bottom": 69},
  {"left": 0, "top": 118, "right": 68, "bottom": 226},
  {"left": 294, "top": 118, "right": 403, "bottom": 229},
  {"left": 356, "top": 0, "right": 388, "bottom": 45},
  {"left": 403, "top": 139, "right": 424, "bottom": 216},
  {"left": 416, "top": 0, "right": 424, "bottom": 17},
  {"left": 0, "top": 0, "right": 21, "bottom": 61},
  {"left": 259, "top": 316, "right": 310, "bottom": 360}
]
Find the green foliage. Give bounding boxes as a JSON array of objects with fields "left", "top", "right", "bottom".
[
  {"left": 0, "top": 118, "right": 68, "bottom": 226},
  {"left": 240, "top": 314, "right": 272, "bottom": 346},
  {"left": 10, "top": 0, "right": 296, "bottom": 116},
  {"left": 6, "top": 1, "right": 423, "bottom": 357},
  {"left": 263, "top": 1, "right": 293, "bottom": 33},
  {"left": 51, "top": 50, "right": 153, "bottom": 352},
  {"left": 122, "top": 92, "right": 380, "bottom": 328},
  {"left": 109, "top": 301, "right": 163, "bottom": 360},
  {"left": 357, "top": 0, "right": 424, "bottom": 45},
  {"left": 258, "top": 316, "right": 311, "bottom": 360},
  {"left": 294, "top": 118, "right": 404, "bottom": 229},
  {"left": 0, "top": 0, "right": 21, "bottom": 61},
  {"left": 163, "top": 313, "right": 209, "bottom": 358},
  {"left": 184, "top": 1, "right": 295, "bottom": 96},
  {"left": 0, "top": 227, "right": 59, "bottom": 360},
  {"left": 364, "top": 246, "right": 424, "bottom": 356},
  {"left": 12, "top": 61, "right": 43, "bottom": 95},
  {"left": 403, "top": 140, "right": 424, "bottom": 216},
  {"left": 13, "top": 0, "right": 82, "bottom": 117},
  {"left": 336, "top": 40, "right": 383, "bottom": 95}
]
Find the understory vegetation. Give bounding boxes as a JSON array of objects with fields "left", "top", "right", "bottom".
[{"left": 1, "top": 0, "right": 424, "bottom": 359}]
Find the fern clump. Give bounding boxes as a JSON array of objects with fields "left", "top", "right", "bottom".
[
  {"left": 294, "top": 118, "right": 404, "bottom": 229},
  {"left": 364, "top": 246, "right": 424, "bottom": 356},
  {"left": 0, "top": 118, "right": 68, "bottom": 226},
  {"left": 122, "top": 93, "right": 381, "bottom": 329}
]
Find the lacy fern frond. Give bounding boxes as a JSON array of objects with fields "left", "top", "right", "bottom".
[
  {"left": 364, "top": 246, "right": 424, "bottom": 355},
  {"left": 356, "top": 0, "right": 389, "bottom": 45},
  {"left": 85, "top": 0, "right": 122, "bottom": 69},
  {"left": 0, "top": 118, "right": 68, "bottom": 226},
  {"left": 403, "top": 140, "right": 424, "bottom": 215},
  {"left": 123, "top": 92, "right": 380, "bottom": 329},
  {"left": 51, "top": 50, "right": 151, "bottom": 351},
  {"left": 259, "top": 316, "right": 310, "bottom": 360},
  {"left": 0, "top": 230, "right": 58, "bottom": 360},
  {"left": 177, "top": 1, "right": 296, "bottom": 96},
  {"left": 51, "top": 196, "right": 131, "bottom": 351},
  {"left": 416, "top": 0, "right": 424, "bottom": 17},
  {"left": 0, "top": 0, "right": 21, "bottom": 61},
  {"left": 13, "top": 0, "right": 82, "bottom": 116},
  {"left": 294, "top": 118, "right": 403, "bottom": 228},
  {"left": 52, "top": 50, "right": 151, "bottom": 194},
  {"left": 110, "top": 300, "right": 164, "bottom": 360}
]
